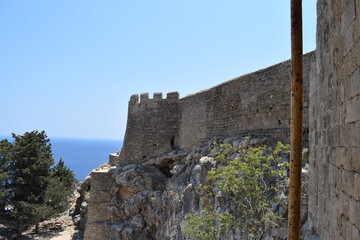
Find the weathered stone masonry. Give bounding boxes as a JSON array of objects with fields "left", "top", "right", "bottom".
[
  {"left": 120, "top": 52, "right": 315, "bottom": 165},
  {"left": 84, "top": 170, "right": 113, "bottom": 240},
  {"left": 178, "top": 53, "right": 314, "bottom": 150},
  {"left": 119, "top": 92, "right": 179, "bottom": 165},
  {"left": 308, "top": 0, "right": 360, "bottom": 239}
]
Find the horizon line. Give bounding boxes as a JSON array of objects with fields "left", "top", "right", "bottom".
[{"left": 0, "top": 134, "right": 123, "bottom": 142}]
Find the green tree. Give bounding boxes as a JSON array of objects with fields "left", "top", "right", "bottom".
[
  {"left": 52, "top": 158, "right": 76, "bottom": 194},
  {"left": 0, "top": 131, "right": 75, "bottom": 235},
  {"left": 0, "top": 139, "right": 12, "bottom": 220},
  {"left": 184, "top": 141, "right": 290, "bottom": 240},
  {"left": 44, "top": 158, "right": 76, "bottom": 218}
]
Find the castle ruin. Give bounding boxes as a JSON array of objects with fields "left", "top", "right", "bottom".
[
  {"left": 118, "top": 52, "right": 314, "bottom": 166},
  {"left": 84, "top": 0, "right": 360, "bottom": 239}
]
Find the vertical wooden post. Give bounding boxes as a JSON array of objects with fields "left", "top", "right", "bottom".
[{"left": 288, "top": 0, "right": 303, "bottom": 239}]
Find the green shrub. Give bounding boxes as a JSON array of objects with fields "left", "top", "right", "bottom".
[{"left": 184, "top": 141, "right": 290, "bottom": 240}]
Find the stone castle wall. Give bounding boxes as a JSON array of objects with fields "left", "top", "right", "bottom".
[
  {"left": 178, "top": 53, "right": 314, "bottom": 150},
  {"left": 308, "top": 0, "right": 360, "bottom": 239},
  {"left": 88, "top": 53, "right": 313, "bottom": 239},
  {"left": 120, "top": 52, "right": 315, "bottom": 165}
]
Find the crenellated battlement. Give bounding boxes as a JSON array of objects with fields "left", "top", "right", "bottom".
[
  {"left": 129, "top": 94, "right": 139, "bottom": 104},
  {"left": 118, "top": 91, "right": 180, "bottom": 166},
  {"left": 153, "top": 92, "right": 162, "bottom": 100},
  {"left": 166, "top": 92, "right": 180, "bottom": 101},
  {"left": 129, "top": 92, "right": 180, "bottom": 105}
]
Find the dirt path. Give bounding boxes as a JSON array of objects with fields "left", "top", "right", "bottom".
[
  {"left": 48, "top": 226, "right": 75, "bottom": 240},
  {"left": 0, "top": 217, "right": 82, "bottom": 240}
]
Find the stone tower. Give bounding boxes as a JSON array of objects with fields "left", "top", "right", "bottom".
[{"left": 118, "top": 92, "right": 179, "bottom": 165}]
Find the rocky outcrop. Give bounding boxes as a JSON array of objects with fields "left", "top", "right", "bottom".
[
  {"left": 73, "top": 175, "right": 91, "bottom": 232},
  {"left": 104, "top": 136, "right": 311, "bottom": 240}
]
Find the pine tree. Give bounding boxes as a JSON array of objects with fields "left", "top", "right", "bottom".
[
  {"left": 0, "top": 131, "right": 76, "bottom": 235},
  {"left": 52, "top": 158, "right": 76, "bottom": 195},
  {"left": 0, "top": 139, "right": 12, "bottom": 223},
  {"left": 44, "top": 158, "right": 76, "bottom": 219}
]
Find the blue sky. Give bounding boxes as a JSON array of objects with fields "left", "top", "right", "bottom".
[{"left": 0, "top": 1, "right": 317, "bottom": 140}]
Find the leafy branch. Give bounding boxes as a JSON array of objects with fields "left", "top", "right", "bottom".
[{"left": 184, "top": 141, "right": 290, "bottom": 240}]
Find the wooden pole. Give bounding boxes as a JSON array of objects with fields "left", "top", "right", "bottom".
[{"left": 288, "top": 0, "right": 303, "bottom": 239}]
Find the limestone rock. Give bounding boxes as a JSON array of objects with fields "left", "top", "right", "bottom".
[
  {"left": 80, "top": 136, "right": 309, "bottom": 240},
  {"left": 100, "top": 137, "right": 309, "bottom": 240}
]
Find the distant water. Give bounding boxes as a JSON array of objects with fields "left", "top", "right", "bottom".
[
  {"left": 51, "top": 138, "right": 122, "bottom": 181},
  {"left": 0, "top": 135, "right": 122, "bottom": 181}
]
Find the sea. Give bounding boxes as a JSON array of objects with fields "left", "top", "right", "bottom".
[
  {"left": 51, "top": 138, "right": 123, "bottom": 181},
  {"left": 0, "top": 135, "right": 123, "bottom": 181}
]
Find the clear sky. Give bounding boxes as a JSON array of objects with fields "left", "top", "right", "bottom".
[{"left": 0, "top": 1, "right": 317, "bottom": 140}]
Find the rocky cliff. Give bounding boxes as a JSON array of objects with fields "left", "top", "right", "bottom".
[{"left": 82, "top": 136, "right": 311, "bottom": 240}]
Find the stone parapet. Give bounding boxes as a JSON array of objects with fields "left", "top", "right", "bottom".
[{"left": 109, "top": 153, "right": 120, "bottom": 166}]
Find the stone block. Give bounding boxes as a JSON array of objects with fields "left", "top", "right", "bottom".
[
  {"left": 109, "top": 153, "right": 120, "bottom": 166},
  {"left": 345, "top": 220, "right": 354, "bottom": 240},
  {"left": 345, "top": 96, "right": 360, "bottom": 123},
  {"left": 87, "top": 202, "right": 111, "bottom": 223},
  {"left": 355, "top": 122, "right": 360, "bottom": 147},
  {"left": 340, "top": 124, "right": 356, "bottom": 147},
  {"left": 341, "top": 169, "right": 348, "bottom": 194},
  {"left": 339, "top": 104, "right": 346, "bottom": 125},
  {"left": 349, "top": 198, "right": 360, "bottom": 226},
  {"left": 351, "top": 68, "right": 360, "bottom": 97},
  {"left": 344, "top": 25, "right": 354, "bottom": 54},
  {"left": 350, "top": 148, "right": 360, "bottom": 172},
  {"left": 341, "top": 0, "right": 356, "bottom": 33},
  {"left": 355, "top": 10, "right": 360, "bottom": 30},
  {"left": 336, "top": 86, "right": 345, "bottom": 105},
  {"left": 352, "top": 224, "right": 360, "bottom": 239},
  {"left": 89, "top": 190, "right": 112, "bottom": 203},
  {"left": 329, "top": 163, "right": 336, "bottom": 188},
  {"left": 344, "top": 75, "right": 353, "bottom": 101},
  {"left": 345, "top": 171, "right": 355, "bottom": 198},
  {"left": 339, "top": 148, "right": 351, "bottom": 170},
  {"left": 84, "top": 222, "right": 109, "bottom": 240},
  {"left": 90, "top": 171, "right": 113, "bottom": 191},
  {"left": 354, "top": 173, "right": 360, "bottom": 200}
]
